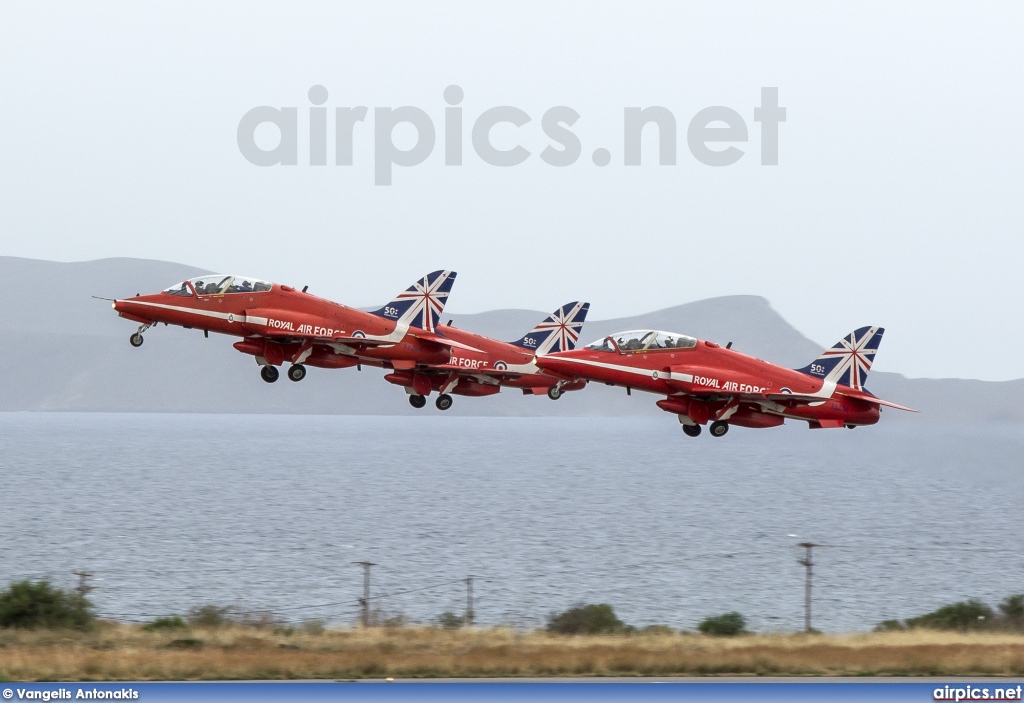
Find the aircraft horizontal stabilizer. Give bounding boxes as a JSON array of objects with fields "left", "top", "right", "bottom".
[
  {"left": 838, "top": 389, "right": 917, "bottom": 412},
  {"left": 416, "top": 332, "right": 484, "bottom": 354}
]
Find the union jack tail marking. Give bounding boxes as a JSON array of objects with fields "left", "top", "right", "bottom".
[
  {"left": 511, "top": 301, "right": 590, "bottom": 356},
  {"left": 796, "top": 326, "right": 885, "bottom": 391},
  {"left": 371, "top": 270, "right": 457, "bottom": 333}
]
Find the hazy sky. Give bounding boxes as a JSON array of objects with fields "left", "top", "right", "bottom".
[{"left": 1, "top": 2, "right": 1022, "bottom": 380}]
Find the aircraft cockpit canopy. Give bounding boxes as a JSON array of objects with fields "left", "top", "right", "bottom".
[
  {"left": 585, "top": 329, "right": 697, "bottom": 353},
  {"left": 163, "top": 275, "right": 272, "bottom": 296}
]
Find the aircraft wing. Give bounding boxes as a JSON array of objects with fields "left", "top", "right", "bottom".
[
  {"left": 327, "top": 335, "right": 397, "bottom": 347},
  {"left": 428, "top": 363, "right": 537, "bottom": 377},
  {"left": 761, "top": 391, "right": 833, "bottom": 404}
]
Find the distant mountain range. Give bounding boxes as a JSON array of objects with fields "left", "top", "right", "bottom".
[{"left": 1, "top": 256, "right": 1020, "bottom": 423}]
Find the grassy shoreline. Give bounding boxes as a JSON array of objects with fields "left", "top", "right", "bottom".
[{"left": 2, "top": 625, "right": 1024, "bottom": 680}]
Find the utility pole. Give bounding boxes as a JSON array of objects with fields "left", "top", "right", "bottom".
[
  {"left": 797, "top": 543, "right": 820, "bottom": 632},
  {"left": 465, "top": 577, "right": 474, "bottom": 627},
  {"left": 72, "top": 571, "right": 94, "bottom": 602},
  {"left": 353, "top": 562, "right": 376, "bottom": 628}
]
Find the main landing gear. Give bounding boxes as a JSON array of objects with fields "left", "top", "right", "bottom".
[
  {"left": 287, "top": 364, "right": 307, "bottom": 382},
  {"left": 408, "top": 393, "right": 454, "bottom": 410},
  {"left": 261, "top": 366, "right": 280, "bottom": 383},
  {"left": 681, "top": 421, "right": 730, "bottom": 438},
  {"left": 129, "top": 323, "right": 153, "bottom": 348},
  {"left": 547, "top": 385, "right": 562, "bottom": 400}
]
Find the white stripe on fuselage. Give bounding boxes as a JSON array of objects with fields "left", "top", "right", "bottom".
[
  {"left": 122, "top": 299, "right": 407, "bottom": 343},
  {"left": 121, "top": 299, "right": 238, "bottom": 322},
  {"left": 543, "top": 356, "right": 687, "bottom": 382},
  {"left": 548, "top": 356, "right": 839, "bottom": 401}
]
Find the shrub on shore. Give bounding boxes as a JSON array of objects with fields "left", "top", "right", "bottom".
[
  {"left": 186, "top": 605, "right": 233, "bottom": 628},
  {"left": 546, "top": 604, "right": 626, "bottom": 635},
  {"left": 436, "top": 611, "right": 466, "bottom": 630},
  {"left": 142, "top": 616, "right": 188, "bottom": 632},
  {"left": 876, "top": 594, "right": 1024, "bottom": 632},
  {"left": 0, "top": 580, "right": 93, "bottom": 630},
  {"left": 697, "top": 612, "right": 747, "bottom": 636}
]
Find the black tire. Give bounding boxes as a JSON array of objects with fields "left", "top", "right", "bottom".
[
  {"left": 710, "top": 420, "right": 729, "bottom": 437},
  {"left": 435, "top": 394, "right": 453, "bottom": 411},
  {"left": 409, "top": 394, "right": 427, "bottom": 409},
  {"left": 287, "top": 364, "right": 307, "bottom": 382},
  {"left": 547, "top": 386, "right": 562, "bottom": 400},
  {"left": 682, "top": 424, "right": 702, "bottom": 437},
  {"left": 260, "top": 365, "right": 279, "bottom": 384},
  {"left": 129, "top": 333, "right": 144, "bottom": 348}
]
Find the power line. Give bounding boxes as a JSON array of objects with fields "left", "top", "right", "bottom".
[{"left": 368, "top": 578, "right": 469, "bottom": 602}]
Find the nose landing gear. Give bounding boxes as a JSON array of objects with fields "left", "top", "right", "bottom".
[{"left": 129, "top": 323, "right": 153, "bottom": 348}]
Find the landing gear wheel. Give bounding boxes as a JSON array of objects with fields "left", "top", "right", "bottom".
[
  {"left": 547, "top": 386, "right": 562, "bottom": 400},
  {"left": 682, "top": 424, "right": 702, "bottom": 437},
  {"left": 710, "top": 420, "right": 729, "bottom": 437},
  {"left": 129, "top": 333, "right": 144, "bottom": 348},
  {"left": 408, "top": 394, "right": 427, "bottom": 409},
  {"left": 260, "top": 365, "right": 280, "bottom": 384},
  {"left": 435, "top": 394, "right": 453, "bottom": 411},
  {"left": 287, "top": 364, "right": 307, "bottom": 382}
]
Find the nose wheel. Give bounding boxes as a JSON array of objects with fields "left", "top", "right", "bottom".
[
  {"left": 709, "top": 421, "right": 729, "bottom": 437},
  {"left": 682, "top": 424, "right": 702, "bottom": 437},
  {"left": 129, "top": 323, "right": 153, "bottom": 348},
  {"left": 435, "top": 394, "right": 453, "bottom": 411},
  {"left": 547, "top": 385, "right": 562, "bottom": 400},
  {"left": 287, "top": 364, "right": 307, "bottom": 382},
  {"left": 260, "top": 365, "right": 280, "bottom": 383},
  {"left": 409, "top": 394, "right": 427, "bottom": 409}
]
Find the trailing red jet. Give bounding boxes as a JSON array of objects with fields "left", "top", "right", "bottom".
[
  {"left": 380, "top": 302, "right": 591, "bottom": 410},
  {"left": 535, "top": 326, "right": 914, "bottom": 436},
  {"left": 110, "top": 270, "right": 480, "bottom": 383}
]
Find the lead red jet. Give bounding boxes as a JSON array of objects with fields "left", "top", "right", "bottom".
[
  {"left": 378, "top": 301, "right": 591, "bottom": 410},
  {"left": 535, "top": 326, "right": 914, "bottom": 436},
  {"left": 110, "top": 270, "right": 482, "bottom": 383}
]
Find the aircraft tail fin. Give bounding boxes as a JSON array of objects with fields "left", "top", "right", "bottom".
[
  {"left": 795, "top": 326, "right": 884, "bottom": 391},
  {"left": 510, "top": 301, "right": 590, "bottom": 355},
  {"left": 370, "top": 270, "right": 456, "bottom": 333}
]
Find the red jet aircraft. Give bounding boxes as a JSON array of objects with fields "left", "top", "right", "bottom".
[
  {"left": 378, "top": 302, "right": 591, "bottom": 410},
  {"left": 535, "top": 326, "right": 913, "bottom": 436},
  {"left": 111, "top": 270, "right": 482, "bottom": 383}
]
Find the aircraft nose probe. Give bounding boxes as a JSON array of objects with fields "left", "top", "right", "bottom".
[{"left": 95, "top": 295, "right": 152, "bottom": 347}]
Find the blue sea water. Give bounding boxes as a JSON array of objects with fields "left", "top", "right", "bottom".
[{"left": 1, "top": 413, "right": 1021, "bottom": 632}]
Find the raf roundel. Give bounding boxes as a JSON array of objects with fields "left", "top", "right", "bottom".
[{"left": 494, "top": 361, "right": 508, "bottom": 371}]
